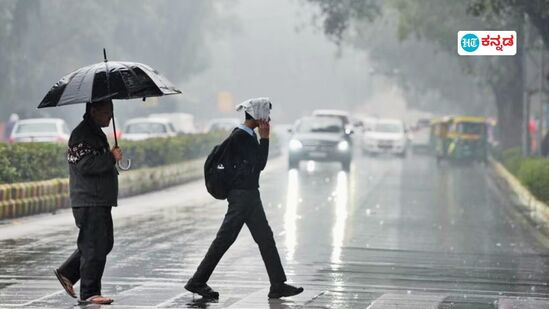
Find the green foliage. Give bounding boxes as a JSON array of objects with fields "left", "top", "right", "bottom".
[
  {"left": 500, "top": 147, "right": 549, "bottom": 203},
  {"left": 307, "top": 0, "right": 380, "bottom": 41},
  {"left": 0, "top": 144, "right": 18, "bottom": 183},
  {"left": 501, "top": 146, "right": 522, "bottom": 175},
  {"left": 121, "top": 133, "right": 225, "bottom": 169},
  {"left": 517, "top": 158, "right": 549, "bottom": 203},
  {"left": 0, "top": 143, "right": 67, "bottom": 184},
  {"left": 0, "top": 133, "right": 225, "bottom": 184}
]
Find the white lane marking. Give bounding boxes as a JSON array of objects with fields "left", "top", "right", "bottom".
[
  {"left": 16, "top": 290, "right": 65, "bottom": 307},
  {"left": 366, "top": 292, "right": 446, "bottom": 309},
  {"left": 155, "top": 291, "right": 191, "bottom": 308},
  {"left": 226, "top": 288, "right": 323, "bottom": 308},
  {"left": 499, "top": 297, "right": 549, "bottom": 309}
]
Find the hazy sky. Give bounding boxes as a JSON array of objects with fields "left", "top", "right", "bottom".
[{"left": 182, "top": 0, "right": 377, "bottom": 125}]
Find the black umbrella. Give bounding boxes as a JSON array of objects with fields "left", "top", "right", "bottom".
[
  {"left": 37, "top": 49, "right": 182, "bottom": 169},
  {"left": 38, "top": 50, "right": 181, "bottom": 108}
]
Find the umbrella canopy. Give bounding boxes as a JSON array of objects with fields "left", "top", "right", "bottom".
[{"left": 38, "top": 61, "right": 181, "bottom": 108}]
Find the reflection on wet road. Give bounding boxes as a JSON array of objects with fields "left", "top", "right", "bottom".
[{"left": 2, "top": 153, "right": 549, "bottom": 308}]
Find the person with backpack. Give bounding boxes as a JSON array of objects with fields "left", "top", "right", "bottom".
[{"left": 185, "top": 98, "right": 304, "bottom": 299}]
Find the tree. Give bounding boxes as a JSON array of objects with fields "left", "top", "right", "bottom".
[
  {"left": 0, "top": 0, "right": 225, "bottom": 121},
  {"left": 469, "top": 0, "right": 549, "bottom": 48},
  {"left": 306, "top": 0, "right": 526, "bottom": 148}
]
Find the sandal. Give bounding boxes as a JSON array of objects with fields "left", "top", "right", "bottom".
[
  {"left": 78, "top": 295, "right": 114, "bottom": 305},
  {"left": 53, "top": 269, "right": 76, "bottom": 298}
]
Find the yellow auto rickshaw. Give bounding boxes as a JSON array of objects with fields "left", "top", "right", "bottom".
[{"left": 430, "top": 116, "right": 488, "bottom": 164}]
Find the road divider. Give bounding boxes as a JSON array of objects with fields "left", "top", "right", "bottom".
[
  {"left": 0, "top": 159, "right": 204, "bottom": 220},
  {"left": 0, "top": 145, "right": 281, "bottom": 221}
]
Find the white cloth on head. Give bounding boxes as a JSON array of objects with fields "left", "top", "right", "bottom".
[{"left": 235, "top": 97, "right": 272, "bottom": 120}]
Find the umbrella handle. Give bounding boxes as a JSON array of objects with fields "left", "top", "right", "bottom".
[{"left": 117, "top": 158, "right": 131, "bottom": 171}]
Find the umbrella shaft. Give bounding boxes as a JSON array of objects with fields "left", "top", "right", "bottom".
[{"left": 112, "top": 110, "right": 118, "bottom": 148}]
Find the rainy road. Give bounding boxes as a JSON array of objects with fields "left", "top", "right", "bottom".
[{"left": 2, "top": 151, "right": 549, "bottom": 308}]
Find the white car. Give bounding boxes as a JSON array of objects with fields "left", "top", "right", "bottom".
[
  {"left": 149, "top": 113, "right": 197, "bottom": 134},
  {"left": 205, "top": 118, "right": 240, "bottom": 133},
  {"left": 9, "top": 118, "right": 70, "bottom": 143},
  {"left": 363, "top": 119, "right": 409, "bottom": 157},
  {"left": 410, "top": 119, "right": 431, "bottom": 151},
  {"left": 312, "top": 109, "right": 352, "bottom": 129},
  {"left": 122, "top": 118, "right": 177, "bottom": 141}
]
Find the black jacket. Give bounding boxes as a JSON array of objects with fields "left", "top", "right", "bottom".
[
  {"left": 67, "top": 115, "right": 118, "bottom": 207},
  {"left": 227, "top": 128, "right": 269, "bottom": 190}
]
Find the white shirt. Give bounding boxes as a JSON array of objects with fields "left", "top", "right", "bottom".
[{"left": 237, "top": 124, "right": 255, "bottom": 138}]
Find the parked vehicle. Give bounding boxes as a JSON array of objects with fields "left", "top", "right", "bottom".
[
  {"left": 122, "top": 117, "right": 177, "bottom": 141},
  {"left": 288, "top": 116, "right": 353, "bottom": 171},
  {"left": 149, "top": 113, "right": 196, "bottom": 134},
  {"left": 9, "top": 118, "right": 70, "bottom": 143},
  {"left": 362, "top": 118, "right": 409, "bottom": 157},
  {"left": 205, "top": 118, "right": 240, "bottom": 133}
]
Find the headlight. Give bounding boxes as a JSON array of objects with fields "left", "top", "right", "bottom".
[
  {"left": 289, "top": 139, "right": 303, "bottom": 151},
  {"left": 337, "top": 140, "right": 350, "bottom": 151}
]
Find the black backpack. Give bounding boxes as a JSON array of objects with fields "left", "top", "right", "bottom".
[{"left": 204, "top": 130, "right": 237, "bottom": 200}]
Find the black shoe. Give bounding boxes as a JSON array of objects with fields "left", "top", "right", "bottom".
[
  {"left": 185, "top": 280, "right": 219, "bottom": 299},
  {"left": 268, "top": 283, "right": 304, "bottom": 299}
]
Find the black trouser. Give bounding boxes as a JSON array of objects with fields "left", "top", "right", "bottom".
[
  {"left": 57, "top": 207, "right": 114, "bottom": 300},
  {"left": 191, "top": 189, "right": 287, "bottom": 285}
]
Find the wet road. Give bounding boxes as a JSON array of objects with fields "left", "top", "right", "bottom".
[{"left": 1, "top": 151, "right": 549, "bottom": 308}]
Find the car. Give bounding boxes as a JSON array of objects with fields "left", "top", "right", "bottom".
[
  {"left": 362, "top": 118, "right": 409, "bottom": 157},
  {"left": 362, "top": 117, "right": 379, "bottom": 132},
  {"left": 288, "top": 116, "right": 353, "bottom": 171},
  {"left": 410, "top": 119, "right": 431, "bottom": 151},
  {"left": 312, "top": 109, "right": 350, "bottom": 124},
  {"left": 415, "top": 118, "right": 431, "bottom": 130},
  {"left": 205, "top": 118, "right": 240, "bottom": 133},
  {"left": 149, "top": 113, "right": 197, "bottom": 134},
  {"left": 312, "top": 109, "right": 355, "bottom": 143},
  {"left": 9, "top": 118, "right": 70, "bottom": 143},
  {"left": 122, "top": 117, "right": 177, "bottom": 141}
]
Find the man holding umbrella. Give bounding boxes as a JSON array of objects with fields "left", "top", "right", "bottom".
[
  {"left": 54, "top": 99, "right": 121, "bottom": 305},
  {"left": 39, "top": 50, "right": 182, "bottom": 305}
]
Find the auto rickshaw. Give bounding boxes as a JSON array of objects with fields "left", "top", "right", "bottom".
[
  {"left": 430, "top": 116, "right": 488, "bottom": 164},
  {"left": 429, "top": 116, "right": 451, "bottom": 161}
]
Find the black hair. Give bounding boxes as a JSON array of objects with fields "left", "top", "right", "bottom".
[
  {"left": 85, "top": 100, "right": 112, "bottom": 116},
  {"left": 85, "top": 103, "right": 92, "bottom": 115},
  {"left": 245, "top": 112, "right": 254, "bottom": 120}
]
